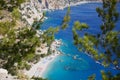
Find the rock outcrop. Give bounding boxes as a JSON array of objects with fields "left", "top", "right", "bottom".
[
  {"left": 20, "top": 0, "right": 44, "bottom": 25},
  {"left": 20, "top": 0, "right": 102, "bottom": 25}
]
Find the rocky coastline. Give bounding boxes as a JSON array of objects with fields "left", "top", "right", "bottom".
[
  {"left": 19, "top": 0, "right": 102, "bottom": 25},
  {"left": 0, "top": 0, "right": 103, "bottom": 79}
]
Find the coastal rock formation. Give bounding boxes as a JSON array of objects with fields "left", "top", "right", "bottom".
[
  {"left": 20, "top": 0, "right": 102, "bottom": 25},
  {"left": 0, "top": 68, "right": 16, "bottom": 80},
  {"left": 41, "top": 0, "right": 102, "bottom": 10},
  {"left": 19, "top": 0, "right": 43, "bottom": 25}
]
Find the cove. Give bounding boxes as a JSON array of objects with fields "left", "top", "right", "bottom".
[{"left": 41, "top": 2, "right": 120, "bottom": 80}]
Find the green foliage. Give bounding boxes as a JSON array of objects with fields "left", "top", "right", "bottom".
[
  {"left": 72, "top": 0, "right": 120, "bottom": 79},
  {"left": 0, "top": 0, "right": 26, "bottom": 11},
  {"left": 73, "top": 0, "right": 120, "bottom": 70},
  {"left": 88, "top": 74, "right": 96, "bottom": 80},
  {"left": 61, "top": 7, "right": 70, "bottom": 30},
  {"left": 0, "top": 8, "right": 60, "bottom": 75},
  {"left": 12, "top": 8, "right": 21, "bottom": 20},
  {"left": 32, "top": 12, "right": 46, "bottom": 30},
  {"left": 40, "top": 54, "right": 47, "bottom": 58},
  {"left": 0, "top": 21, "right": 16, "bottom": 35},
  {"left": 42, "top": 27, "right": 59, "bottom": 46},
  {"left": 111, "top": 74, "right": 120, "bottom": 80},
  {"left": 32, "top": 77, "right": 47, "bottom": 80},
  {"left": 28, "top": 54, "right": 41, "bottom": 64},
  {"left": 96, "top": 0, "right": 119, "bottom": 33},
  {"left": 0, "top": 27, "right": 40, "bottom": 75},
  {"left": 74, "top": 21, "right": 89, "bottom": 31},
  {"left": 10, "top": 0, "right": 26, "bottom": 6},
  {"left": 101, "top": 70, "right": 109, "bottom": 80},
  {"left": 0, "top": 0, "right": 6, "bottom": 10},
  {"left": 100, "top": 70, "right": 120, "bottom": 80}
]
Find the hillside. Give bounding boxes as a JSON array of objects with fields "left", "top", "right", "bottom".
[
  {"left": 1, "top": 0, "right": 119, "bottom": 80},
  {"left": 20, "top": 0, "right": 102, "bottom": 25}
]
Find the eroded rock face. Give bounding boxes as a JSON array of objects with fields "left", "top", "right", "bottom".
[
  {"left": 20, "top": 0, "right": 43, "bottom": 25},
  {"left": 41, "top": 0, "right": 102, "bottom": 10},
  {"left": 20, "top": 0, "right": 101, "bottom": 25},
  {"left": 0, "top": 68, "right": 16, "bottom": 80}
]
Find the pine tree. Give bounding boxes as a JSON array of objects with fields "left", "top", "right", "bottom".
[{"left": 72, "top": 0, "right": 120, "bottom": 79}]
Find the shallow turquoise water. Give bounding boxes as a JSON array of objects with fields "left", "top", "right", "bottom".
[{"left": 41, "top": 3, "right": 120, "bottom": 80}]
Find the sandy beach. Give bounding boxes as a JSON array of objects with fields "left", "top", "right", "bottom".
[
  {"left": 24, "top": 1, "right": 102, "bottom": 78},
  {"left": 0, "top": 1, "right": 103, "bottom": 79},
  {"left": 25, "top": 53, "right": 59, "bottom": 78},
  {"left": 25, "top": 39, "right": 62, "bottom": 78}
]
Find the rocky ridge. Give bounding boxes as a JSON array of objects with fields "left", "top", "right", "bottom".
[{"left": 20, "top": 0, "right": 102, "bottom": 25}]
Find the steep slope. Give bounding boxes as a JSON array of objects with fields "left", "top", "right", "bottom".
[{"left": 20, "top": 0, "right": 101, "bottom": 25}]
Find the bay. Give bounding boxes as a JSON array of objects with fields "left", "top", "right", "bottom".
[{"left": 41, "top": 2, "right": 120, "bottom": 80}]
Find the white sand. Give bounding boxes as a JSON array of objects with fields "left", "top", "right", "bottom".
[
  {"left": 25, "top": 39, "right": 62, "bottom": 78},
  {"left": 0, "top": 1, "right": 103, "bottom": 79},
  {"left": 25, "top": 53, "right": 59, "bottom": 78},
  {"left": 24, "top": 1, "right": 102, "bottom": 78}
]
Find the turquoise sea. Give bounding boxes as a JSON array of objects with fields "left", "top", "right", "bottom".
[{"left": 41, "top": 2, "right": 120, "bottom": 80}]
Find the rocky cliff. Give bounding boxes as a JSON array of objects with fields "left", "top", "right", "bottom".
[
  {"left": 20, "top": 0, "right": 101, "bottom": 25},
  {"left": 41, "top": 0, "right": 102, "bottom": 10}
]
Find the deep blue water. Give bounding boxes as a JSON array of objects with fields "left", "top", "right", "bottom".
[{"left": 41, "top": 3, "right": 120, "bottom": 80}]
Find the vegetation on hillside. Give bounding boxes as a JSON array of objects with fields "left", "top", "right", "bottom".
[
  {"left": 0, "top": 0, "right": 58, "bottom": 80},
  {"left": 0, "top": 0, "right": 25, "bottom": 11},
  {"left": 0, "top": 0, "right": 120, "bottom": 80}
]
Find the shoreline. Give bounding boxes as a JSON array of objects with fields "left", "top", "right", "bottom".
[
  {"left": 47, "top": 1, "right": 102, "bottom": 11},
  {"left": 25, "top": 53, "right": 59, "bottom": 78},
  {"left": 63, "top": 1, "right": 102, "bottom": 10},
  {"left": 25, "top": 39, "right": 62, "bottom": 78},
  {"left": 40, "top": 53, "right": 59, "bottom": 77},
  {"left": 20, "top": 0, "right": 102, "bottom": 25},
  {"left": 25, "top": 1, "right": 102, "bottom": 78},
  {"left": 23, "top": 1, "right": 102, "bottom": 79}
]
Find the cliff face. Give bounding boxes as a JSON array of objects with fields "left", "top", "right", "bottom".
[
  {"left": 20, "top": 0, "right": 101, "bottom": 25},
  {"left": 40, "top": 0, "right": 102, "bottom": 10},
  {"left": 20, "top": 0, "right": 43, "bottom": 25}
]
